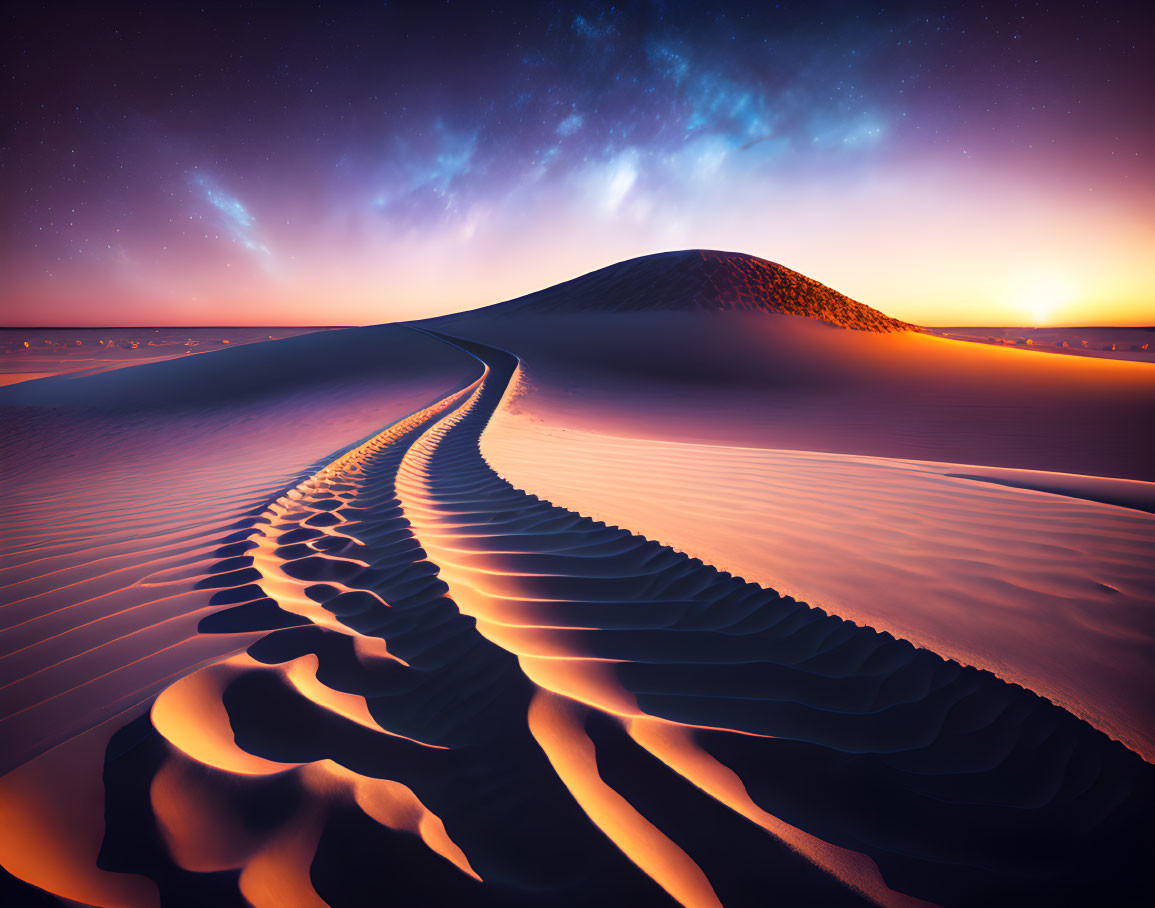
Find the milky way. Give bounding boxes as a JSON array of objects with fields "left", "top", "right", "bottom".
[{"left": 2, "top": 1, "right": 1152, "bottom": 325}]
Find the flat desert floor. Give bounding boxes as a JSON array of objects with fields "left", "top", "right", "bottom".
[{"left": 0, "top": 327, "right": 342, "bottom": 386}]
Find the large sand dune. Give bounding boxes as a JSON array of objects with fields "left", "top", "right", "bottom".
[
  {"left": 1, "top": 252, "right": 1152, "bottom": 906},
  {"left": 456, "top": 249, "right": 914, "bottom": 332},
  {"left": 431, "top": 308, "right": 1154, "bottom": 480}
]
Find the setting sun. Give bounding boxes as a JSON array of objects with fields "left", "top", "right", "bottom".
[{"left": 1011, "top": 272, "right": 1079, "bottom": 327}]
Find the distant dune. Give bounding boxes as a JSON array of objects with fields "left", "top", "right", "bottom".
[
  {"left": 453, "top": 249, "right": 915, "bottom": 332},
  {"left": 1, "top": 252, "right": 1152, "bottom": 907}
]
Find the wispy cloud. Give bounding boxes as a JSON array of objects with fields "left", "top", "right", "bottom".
[{"left": 190, "top": 173, "right": 273, "bottom": 261}]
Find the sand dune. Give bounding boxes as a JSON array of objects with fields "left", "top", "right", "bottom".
[
  {"left": 429, "top": 309, "right": 1154, "bottom": 481},
  {"left": 0, "top": 326, "right": 480, "bottom": 772},
  {"left": 435, "top": 276, "right": 1155, "bottom": 758},
  {"left": 454, "top": 250, "right": 913, "bottom": 332},
  {"left": 5, "top": 329, "right": 1149, "bottom": 906},
  {"left": 1, "top": 252, "right": 1152, "bottom": 906}
]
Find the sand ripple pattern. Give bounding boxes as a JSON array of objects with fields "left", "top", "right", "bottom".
[{"left": 3, "top": 331, "right": 1151, "bottom": 907}]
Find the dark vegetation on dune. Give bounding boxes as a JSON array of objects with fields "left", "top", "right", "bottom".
[
  {"left": 440, "top": 250, "right": 915, "bottom": 332},
  {"left": 70, "top": 334, "right": 1152, "bottom": 908}
]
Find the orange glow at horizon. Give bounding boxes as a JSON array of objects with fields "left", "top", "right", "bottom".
[{"left": 5, "top": 159, "right": 1152, "bottom": 328}]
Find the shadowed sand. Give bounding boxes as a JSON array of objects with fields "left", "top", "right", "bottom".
[{"left": 1, "top": 251, "right": 1152, "bottom": 907}]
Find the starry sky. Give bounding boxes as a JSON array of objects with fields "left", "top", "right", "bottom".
[{"left": 2, "top": 0, "right": 1153, "bottom": 326}]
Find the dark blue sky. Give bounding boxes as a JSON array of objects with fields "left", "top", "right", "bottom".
[{"left": 3, "top": 1, "right": 1152, "bottom": 324}]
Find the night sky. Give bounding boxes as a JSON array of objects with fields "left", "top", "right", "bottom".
[{"left": 2, "top": 1, "right": 1152, "bottom": 326}]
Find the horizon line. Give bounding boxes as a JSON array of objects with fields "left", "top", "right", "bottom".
[{"left": 3, "top": 322, "right": 1154, "bottom": 331}]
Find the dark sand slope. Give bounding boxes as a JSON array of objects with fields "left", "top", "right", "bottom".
[{"left": 3, "top": 332, "right": 1151, "bottom": 907}]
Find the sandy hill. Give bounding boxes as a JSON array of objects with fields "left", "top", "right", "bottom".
[{"left": 449, "top": 249, "right": 914, "bottom": 332}]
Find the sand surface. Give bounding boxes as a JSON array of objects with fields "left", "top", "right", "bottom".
[
  {"left": 1, "top": 255, "right": 1152, "bottom": 906},
  {"left": 0, "top": 326, "right": 480, "bottom": 772}
]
